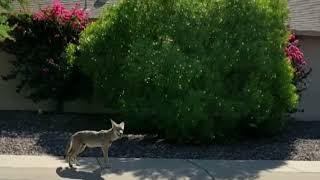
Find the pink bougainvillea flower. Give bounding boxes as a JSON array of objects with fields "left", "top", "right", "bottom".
[
  {"left": 33, "top": 12, "right": 43, "bottom": 20},
  {"left": 79, "top": 25, "right": 85, "bottom": 30},
  {"left": 289, "top": 34, "right": 295, "bottom": 42},
  {"left": 285, "top": 33, "right": 308, "bottom": 67}
]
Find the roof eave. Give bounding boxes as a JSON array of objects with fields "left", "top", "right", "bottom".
[{"left": 293, "top": 30, "right": 320, "bottom": 37}]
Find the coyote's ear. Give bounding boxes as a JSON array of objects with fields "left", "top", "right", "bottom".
[
  {"left": 119, "top": 122, "right": 125, "bottom": 129},
  {"left": 110, "top": 119, "right": 116, "bottom": 127}
]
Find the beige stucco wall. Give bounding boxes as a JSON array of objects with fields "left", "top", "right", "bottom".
[
  {"left": 293, "top": 36, "right": 320, "bottom": 121},
  {"left": 0, "top": 50, "right": 109, "bottom": 113}
]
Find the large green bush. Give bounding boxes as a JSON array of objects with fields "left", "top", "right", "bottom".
[{"left": 68, "top": 0, "right": 298, "bottom": 142}]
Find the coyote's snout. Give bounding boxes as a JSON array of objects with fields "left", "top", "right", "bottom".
[{"left": 64, "top": 119, "right": 125, "bottom": 168}]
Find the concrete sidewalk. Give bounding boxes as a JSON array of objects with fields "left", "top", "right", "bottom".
[{"left": 1, "top": 156, "right": 320, "bottom": 180}]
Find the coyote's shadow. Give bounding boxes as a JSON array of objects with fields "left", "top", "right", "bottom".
[{"left": 56, "top": 167, "right": 104, "bottom": 180}]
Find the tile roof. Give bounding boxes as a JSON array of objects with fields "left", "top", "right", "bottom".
[
  {"left": 288, "top": 0, "right": 320, "bottom": 36},
  {"left": 3, "top": 0, "right": 320, "bottom": 36},
  {"left": 7, "top": 0, "right": 112, "bottom": 18}
]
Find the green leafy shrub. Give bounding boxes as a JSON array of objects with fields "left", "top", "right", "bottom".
[
  {"left": 3, "top": 1, "right": 92, "bottom": 110},
  {"left": 0, "top": 0, "right": 13, "bottom": 41},
  {"left": 0, "top": 15, "right": 11, "bottom": 41},
  {"left": 0, "top": 0, "right": 29, "bottom": 41},
  {"left": 69, "top": 0, "right": 298, "bottom": 142}
]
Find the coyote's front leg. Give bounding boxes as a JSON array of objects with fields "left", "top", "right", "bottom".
[{"left": 101, "top": 145, "right": 111, "bottom": 168}]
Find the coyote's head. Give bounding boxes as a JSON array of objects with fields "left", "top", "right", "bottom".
[{"left": 110, "top": 119, "right": 125, "bottom": 139}]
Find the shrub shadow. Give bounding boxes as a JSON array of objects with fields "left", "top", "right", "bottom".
[{"left": 98, "top": 158, "right": 287, "bottom": 180}]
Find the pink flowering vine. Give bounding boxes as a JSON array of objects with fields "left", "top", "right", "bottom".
[
  {"left": 285, "top": 33, "right": 312, "bottom": 96},
  {"left": 285, "top": 34, "right": 306, "bottom": 65},
  {"left": 2, "top": 1, "right": 92, "bottom": 108},
  {"left": 33, "top": 0, "right": 90, "bottom": 30},
  {"left": 31, "top": 1, "right": 90, "bottom": 77}
]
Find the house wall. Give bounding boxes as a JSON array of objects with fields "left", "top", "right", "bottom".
[
  {"left": 0, "top": 50, "right": 110, "bottom": 113},
  {"left": 293, "top": 36, "right": 320, "bottom": 121}
]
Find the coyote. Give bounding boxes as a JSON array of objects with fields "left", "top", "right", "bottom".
[{"left": 64, "top": 119, "right": 125, "bottom": 168}]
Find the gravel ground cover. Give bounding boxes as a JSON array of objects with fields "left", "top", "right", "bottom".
[{"left": 0, "top": 110, "right": 320, "bottom": 160}]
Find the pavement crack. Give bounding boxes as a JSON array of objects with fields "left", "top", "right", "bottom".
[
  {"left": 284, "top": 165, "right": 305, "bottom": 172},
  {"left": 185, "top": 159, "right": 215, "bottom": 180}
]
